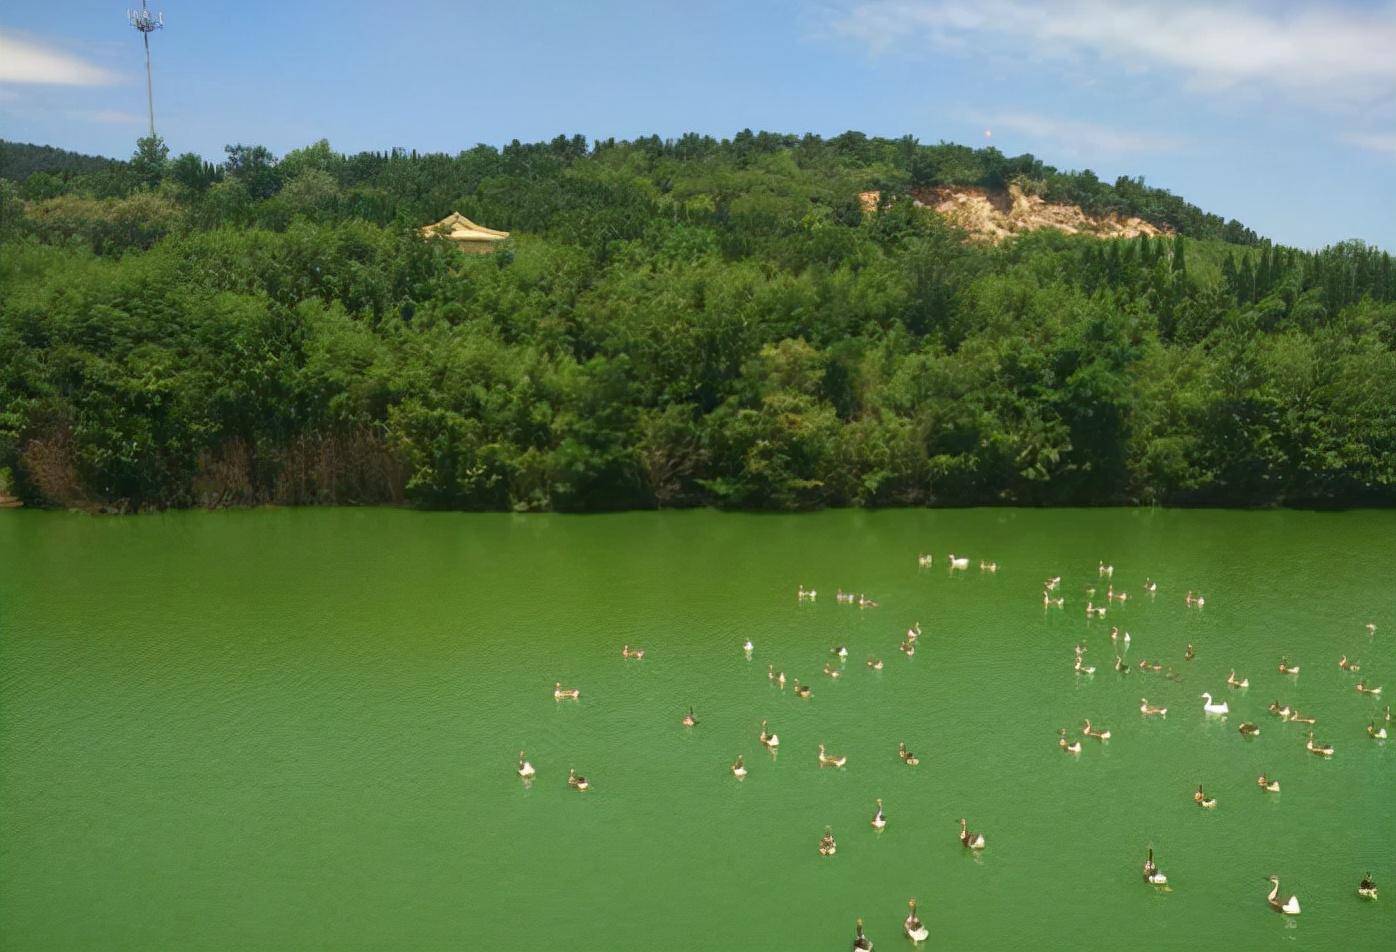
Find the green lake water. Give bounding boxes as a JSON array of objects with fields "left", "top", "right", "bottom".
[{"left": 1, "top": 507, "right": 1393, "bottom": 951}]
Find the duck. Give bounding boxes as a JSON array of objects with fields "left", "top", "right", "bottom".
[
  {"left": 898, "top": 741, "right": 920, "bottom": 767},
  {"left": 1184, "top": 643, "right": 1195, "bottom": 661},
  {"left": 899, "top": 641, "right": 915, "bottom": 657},
  {"left": 904, "top": 900, "right": 929, "bottom": 943},
  {"left": 797, "top": 585, "right": 817, "bottom": 601},
  {"left": 917, "top": 553, "right": 934, "bottom": 568},
  {"left": 1194, "top": 784, "right": 1217, "bottom": 809},
  {"left": 1268, "top": 701, "right": 1294, "bottom": 720},
  {"left": 1256, "top": 773, "right": 1280, "bottom": 793},
  {"left": 958, "top": 817, "right": 986, "bottom": 850},
  {"left": 852, "top": 917, "right": 874, "bottom": 951},
  {"left": 1358, "top": 874, "right": 1378, "bottom": 900},
  {"left": 517, "top": 751, "right": 536, "bottom": 780},
  {"left": 742, "top": 639, "right": 754, "bottom": 655},
  {"left": 566, "top": 768, "right": 589, "bottom": 792},
  {"left": 1200, "top": 692, "right": 1230, "bottom": 716},
  {"left": 1238, "top": 722, "right": 1261, "bottom": 737},
  {"left": 823, "top": 662, "right": 842, "bottom": 680},
  {"left": 1368, "top": 722, "right": 1389, "bottom": 740},
  {"left": 1266, "top": 876, "right": 1301, "bottom": 915},
  {"left": 793, "top": 680, "right": 812, "bottom": 699},
  {"left": 1098, "top": 562, "right": 1114, "bottom": 579},
  {"left": 1142, "top": 847, "right": 1167, "bottom": 885},
  {"left": 621, "top": 644, "right": 645, "bottom": 660},
  {"left": 682, "top": 707, "right": 697, "bottom": 728},
  {"left": 1278, "top": 657, "right": 1300, "bottom": 675},
  {"left": 870, "top": 798, "right": 886, "bottom": 831},
  {"left": 1305, "top": 731, "right": 1333, "bottom": 757},
  {"left": 1140, "top": 698, "right": 1168, "bottom": 717},
  {"left": 731, "top": 755, "right": 747, "bottom": 779},
  {"left": 1114, "top": 655, "right": 1131, "bottom": 674},
  {"left": 1226, "top": 670, "right": 1249, "bottom": 689},
  {"left": 979, "top": 560, "right": 998, "bottom": 573},
  {"left": 759, "top": 720, "right": 779, "bottom": 749},
  {"left": 818, "top": 826, "right": 837, "bottom": 856},
  {"left": 1355, "top": 680, "right": 1383, "bottom": 696},
  {"left": 1058, "top": 728, "right": 1082, "bottom": 754},
  {"left": 1339, "top": 655, "right": 1360, "bottom": 672},
  {"left": 866, "top": 657, "right": 884, "bottom": 671},
  {"left": 817, "top": 743, "right": 847, "bottom": 768},
  {"left": 948, "top": 554, "right": 969, "bottom": 570},
  {"left": 832, "top": 645, "right": 849, "bottom": 659},
  {"left": 1082, "top": 719, "right": 1111, "bottom": 741},
  {"left": 1288, "top": 710, "right": 1315, "bottom": 725},
  {"left": 553, "top": 681, "right": 580, "bottom": 701}
]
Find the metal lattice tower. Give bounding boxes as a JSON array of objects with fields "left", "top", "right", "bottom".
[{"left": 127, "top": 1, "right": 164, "bottom": 138}]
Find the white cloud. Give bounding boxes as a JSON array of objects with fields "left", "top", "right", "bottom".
[
  {"left": 984, "top": 113, "right": 1185, "bottom": 156},
  {"left": 1344, "top": 132, "right": 1396, "bottom": 156},
  {"left": 0, "top": 33, "right": 120, "bottom": 86},
  {"left": 836, "top": 1, "right": 1396, "bottom": 105}
]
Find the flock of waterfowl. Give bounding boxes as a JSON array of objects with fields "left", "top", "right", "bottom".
[{"left": 518, "top": 552, "right": 1386, "bottom": 947}]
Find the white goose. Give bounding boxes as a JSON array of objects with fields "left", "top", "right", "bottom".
[
  {"left": 917, "top": 553, "right": 934, "bottom": 568},
  {"left": 1266, "top": 876, "right": 1301, "bottom": 915},
  {"left": 1200, "top": 692, "right": 1229, "bottom": 715},
  {"left": 948, "top": 554, "right": 969, "bottom": 570}
]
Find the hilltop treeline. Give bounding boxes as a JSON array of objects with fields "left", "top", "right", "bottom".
[{"left": 0, "top": 132, "right": 1392, "bottom": 512}]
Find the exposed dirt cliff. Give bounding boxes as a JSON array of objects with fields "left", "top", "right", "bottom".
[{"left": 860, "top": 185, "right": 1169, "bottom": 243}]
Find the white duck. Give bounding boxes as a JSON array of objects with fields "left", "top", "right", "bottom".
[
  {"left": 1266, "top": 876, "right": 1301, "bottom": 915},
  {"left": 1200, "top": 692, "right": 1229, "bottom": 716}
]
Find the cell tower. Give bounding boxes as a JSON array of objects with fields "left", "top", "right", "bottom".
[{"left": 127, "top": 1, "right": 165, "bottom": 138}]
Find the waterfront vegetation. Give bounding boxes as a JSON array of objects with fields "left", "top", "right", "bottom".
[{"left": 1, "top": 133, "right": 1394, "bottom": 512}]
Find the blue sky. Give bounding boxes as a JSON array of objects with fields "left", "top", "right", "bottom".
[{"left": 2, "top": 0, "right": 1394, "bottom": 250}]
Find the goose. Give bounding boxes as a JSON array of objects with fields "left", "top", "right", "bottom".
[
  {"left": 793, "top": 680, "right": 812, "bottom": 699},
  {"left": 1144, "top": 579, "right": 1158, "bottom": 593},
  {"left": 1074, "top": 657, "right": 1096, "bottom": 675},
  {"left": 1043, "top": 591, "right": 1064, "bottom": 607},
  {"left": 743, "top": 639, "right": 754, "bottom": 655},
  {"left": 823, "top": 663, "right": 842, "bottom": 680},
  {"left": 866, "top": 657, "right": 884, "bottom": 671},
  {"left": 979, "top": 560, "right": 998, "bottom": 573},
  {"left": 1366, "top": 623, "right": 1377, "bottom": 635},
  {"left": 1098, "top": 562, "right": 1114, "bottom": 579},
  {"left": 682, "top": 707, "right": 697, "bottom": 728},
  {"left": 817, "top": 743, "right": 847, "bottom": 768},
  {"left": 1184, "top": 643, "right": 1195, "bottom": 662},
  {"left": 1200, "top": 693, "right": 1229, "bottom": 715},
  {"left": 898, "top": 741, "right": 920, "bottom": 766},
  {"left": 1278, "top": 657, "right": 1300, "bottom": 675},
  {"left": 1114, "top": 655, "right": 1131, "bottom": 674},
  {"left": 899, "top": 641, "right": 915, "bottom": 657},
  {"left": 1226, "top": 670, "right": 1249, "bottom": 689},
  {"left": 731, "top": 755, "right": 747, "bottom": 779},
  {"left": 904, "top": 900, "right": 929, "bottom": 943},
  {"left": 1082, "top": 719, "right": 1111, "bottom": 741},
  {"left": 567, "top": 768, "right": 589, "bottom": 792},
  {"left": 1368, "top": 722, "right": 1389, "bottom": 740},
  {"left": 1058, "top": 728, "right": 1082, "bottom": 754},
  {"left": 1257, "top": 773, "right": 1280, "bottom": 793},
  {"left": 1108, "top": 587, "right": 1129, "bottom": 603},
  {"left": 906, "top": 623, "right": 922, "bottom": 641},
  {"left": 1110, "top": 627, "right": 1131, "bottom": 645},
  {"left": 1386, "top": 704, "right": 1392, "bottom": 723},
  {"left": 1137, "top": 659, "right": 1162, "bottom": 672},
  {"left": 1288, "top": 710, "right": 1315, "bottom": 725},
  {"left": 1142, "top": 848, "right": 1168, "bottom": 885},
  {"left": 1268, "top": 701, "right": 1294, "bottom": 720},
  {"left": 517, "top": 751, "right": 536, "bottom": 780},
  {"left": 833, "top": 645, "right": 849, "bottom": 659},
  {"left": 1266, "top": 876, "right": 1301, "bottom": 915},
  {"left": 1140, "top": 699, "right": 1167, "bottom": 717},
  {"left": 836, "top": 589, "right": 855, "bottom": 604},
  {"left": 948, "top": 554, "right": 970, "bottom": 570},
  {"left": 1194, "top": 784, "right": 1217, "bottom": 809},
  {"left": 818, "top": 826, "right": 837, "bottom": 857},
  {"left": 858, "top": 595, "right": 879, "bottom": 609},
  {"left": 1355, "top": 680, "right": 1383, "bottom": 696},
  {"left": 1238, "top": 722, "right": 1261, "bottom": 737},
  {"left": 870, "top": 798, "right": 886, "bottom": 831},
  {"left": 759, "top": 720, "right": 780, "bottom": 749},
  {"left": 1045, "top": 576, "right": 1062, "bottom": 591},
  {"left": 918, "top": 553, "right": 934, "bottom": 568},
  {"left": 852, "top": 917, "right": 874, "bottom": 951},
  {"left": 1305, "top": 731, "right": 1333, "bottom": 757},
  {"left": 958, "top": 817, "right": 986, "bottom": 850},
  {"left": 553, "top": 682, "right": 580, "bottom": 701},
  {"left": 797, "top": 585, "right": 817, "bottom": 601},
  {"left": 1358, "top": 874, "right": 1378, "bottom": 900},
  {"left": 621, "top": 644, "right": 645, "bottom": 660},
  {"left": 1339, "top": 655, "right": 1360, "bottom": 672},
  {"left": 1085, "top": 603, "right": 1107, "bottom": 619},
  {"left": 1185, "top": 591, "right": 1205, "bottom": 608}
]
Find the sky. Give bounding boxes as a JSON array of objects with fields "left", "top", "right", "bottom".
[{"left": 2, "top": 0, "right": 1394, "bottom": 250}]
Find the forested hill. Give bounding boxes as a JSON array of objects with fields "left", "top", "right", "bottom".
[
  {"left": 0, "top": 131, "right": 1393, "bottom": 513},
  {"left": 0, "top": 140, "right": 124, "bottom": 182}
]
